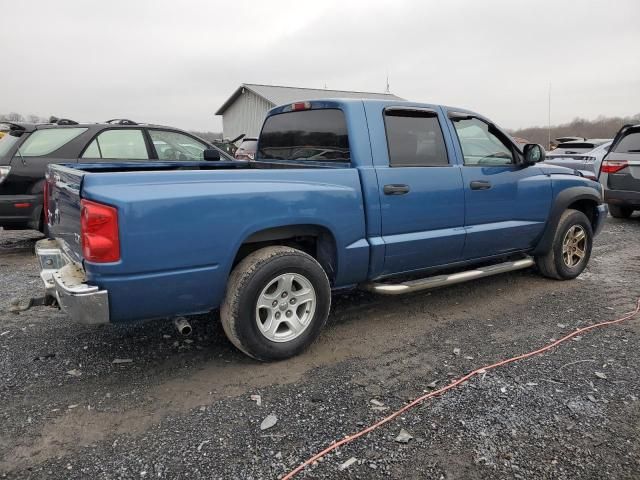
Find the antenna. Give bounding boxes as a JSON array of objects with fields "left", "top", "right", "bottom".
[
  {"left": 548, "top": 82, "right": 552, "bottom": 150},
  {"left": 385, "top": 72, "right": 390, "bottom": 93}
]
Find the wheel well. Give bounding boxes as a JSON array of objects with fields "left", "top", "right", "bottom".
[
  {"left": 232, "top": 225, "right": 337, "bottom": 283},
  {"left": 567, "top": 199, "right": 598, "bottom": 227}
]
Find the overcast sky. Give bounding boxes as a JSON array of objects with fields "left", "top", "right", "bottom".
[{"left": 1, "top": 0, "right": 639, "bottom": 131}]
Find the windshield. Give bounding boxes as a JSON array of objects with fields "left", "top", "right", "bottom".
[{"left": 258, "top": 109, "right": 350, "bottom": 162}]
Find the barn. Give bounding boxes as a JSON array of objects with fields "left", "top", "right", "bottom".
[{"left": 215, "top": 83, "right": 404, "bottom": 140}]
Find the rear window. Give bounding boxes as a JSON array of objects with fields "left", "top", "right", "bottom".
[
  {"left": 0, "top": 133, "right": 20, "bottom": 158},
  {"left": 257, "top": 109, "right": 350, "bottom": 162},
  {"left": 239, "top": 139, "right": 258, "bottom": 150},
  {"left": 557, "top": 142, "right": 595, "bottom": 150},
  {"left": 18, "top": 128, "right": 86, "bottom": 156},
  {"left": 612, "top": 130, "right": 640, "bottom": 153}
]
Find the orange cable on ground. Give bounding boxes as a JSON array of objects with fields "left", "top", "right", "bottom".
[{"left": 282, "top": 297, "right": 640, "bottom": 479}]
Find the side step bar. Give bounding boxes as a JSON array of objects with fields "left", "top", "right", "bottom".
[{"left": 364, "top": 258, "right": 535, "bottom": 295}]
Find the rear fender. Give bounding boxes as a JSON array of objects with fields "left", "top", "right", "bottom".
[{"left": 230, "top": 223, "right": 340, "bottom": 284}]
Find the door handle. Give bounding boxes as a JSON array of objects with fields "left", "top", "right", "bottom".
[
  {"left": 383, "top": 184, "right": 410, "bottom": 195},
  {"left": 470, "top": 180, "right": 492, "bottom": 190}
]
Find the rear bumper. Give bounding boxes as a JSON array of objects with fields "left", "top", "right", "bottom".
[
  {"left": 0, "top": 194, "right": 41, "bottom": 229},
  {"left": 604, "top": 189, "right": 640, "bottom": 208},
  {"left": 35, "top": 239, "right": 110, "bottom": 325}
]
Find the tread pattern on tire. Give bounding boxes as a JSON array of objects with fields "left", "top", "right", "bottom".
[
  {"left": 220, "top": 246, "right": 330, "bottom": 360},
  {"left": 535, "top": 209, "right": 591, "bottom": 280}
]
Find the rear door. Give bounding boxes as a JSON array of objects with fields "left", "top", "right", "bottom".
[
  {"left": 446, "top": 113, "right": 552, "bottom": 259},
  {"left": 78, "top": 128, "right": 152, "bottom": 163},
  {"left": 367, "top": 104, "right": 466, "bottom": 275}
]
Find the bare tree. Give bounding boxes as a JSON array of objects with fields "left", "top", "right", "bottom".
[
  {"left": 509, "top": 113, "right": 640, "bottom": 146},
  {"left": 1, "top": 112, "right": 25, "bottom": 122}
]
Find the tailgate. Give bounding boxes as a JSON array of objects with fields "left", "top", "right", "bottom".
[{"left": 46, "top": 164, "right": 86, "bottom": 263}]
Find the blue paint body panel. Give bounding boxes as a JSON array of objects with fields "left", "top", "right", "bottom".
[{"left": 45, "top": 99, "right": 604, "bottom": 324}]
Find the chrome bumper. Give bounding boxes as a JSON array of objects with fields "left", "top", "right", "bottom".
[{"left": 35, "top": 239, "right": 110, "bottom": 325}]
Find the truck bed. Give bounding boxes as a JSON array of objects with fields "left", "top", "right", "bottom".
[{"left": 45, "top": 160, "right": 369, "bottom": 322}]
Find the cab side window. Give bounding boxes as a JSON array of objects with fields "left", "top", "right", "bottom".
[
  {"left": 384, "top": 110, "right": 449, "bottom": 167},
  {"left": 82, "top": 129, "right": 149, "bottom": 159},
  {"left": 452, "top": 118, "right": 514, "bottom": 166}
]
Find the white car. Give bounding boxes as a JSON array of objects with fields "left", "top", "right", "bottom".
[{"left": 545, "top": 139, "right": 612, "bottom": 179}]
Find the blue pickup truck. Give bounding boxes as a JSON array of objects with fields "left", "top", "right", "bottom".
[{"left": 36, "top": 99, "right": 607, "bottom": 360}]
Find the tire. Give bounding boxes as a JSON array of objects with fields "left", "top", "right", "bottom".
[
  {"left": 535, "top": 209, "right": 593, "bottom": 280},
  {"left": 608, "top": 204, "right": 634, "bottom": 219},
  {"left": 220, "top": 246, "right": 331, "bottom": 361}
]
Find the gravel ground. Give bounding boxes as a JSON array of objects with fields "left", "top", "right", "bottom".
[{"left": 1, "top": 215, "right": 639, "bottom": 480}]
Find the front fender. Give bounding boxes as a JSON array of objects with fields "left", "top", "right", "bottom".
[{"left": 532, "top": 185, "right": 603, "bottom": 255}]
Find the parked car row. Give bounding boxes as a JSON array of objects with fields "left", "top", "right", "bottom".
[
  {"left": 542, "top": 126, "right": 640, "bottom": 219},
  {"left": 0, "top": 119, "right": 231, "bottom": 231}
]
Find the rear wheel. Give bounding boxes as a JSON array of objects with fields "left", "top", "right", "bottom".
[
  {"left": 220, "top": 246, "right": 331, "bottom": 361},
  {"left": 608, "top": 204, "right": 634, "bottom": 219},
  {"left": 535, "top": 209, "right": 593, "bottom": 280}
]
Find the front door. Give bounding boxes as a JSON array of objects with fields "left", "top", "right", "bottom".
[
  {"left": 373, "top": 106, "right": 466, "bottom": 275},
  {"left": 448, "top": 115, "right": 552, "bottom": 259}
]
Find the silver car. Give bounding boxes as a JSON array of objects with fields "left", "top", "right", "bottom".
[
  {"left": 545, "top": 139, "right": 612, "bottom": 179},
  {"left": 599, "top": 125, "right": 640, "bottom": 218}
]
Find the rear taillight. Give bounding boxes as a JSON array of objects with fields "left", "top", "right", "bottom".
[
  {"left": 0, "top": 166, "right": 10, "bottom": 184},
  {"left": 291, "top": 101, "right": 311, "bottom": 111},
  {"left": 80, "top": 199, "right": 120, "bottom": 263},
  {"left": 600, "top": 160, "right": 628, "bottom": 174}
]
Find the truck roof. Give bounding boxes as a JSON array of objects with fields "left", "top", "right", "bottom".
[{"left": 266, "top": 98, "right": 484, "bottom": 121}]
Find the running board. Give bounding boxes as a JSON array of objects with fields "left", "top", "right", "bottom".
[{"left": 364, "top": 258, "right": 535, "bottom": 295}]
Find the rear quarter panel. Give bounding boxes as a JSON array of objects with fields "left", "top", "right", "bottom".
[{"left": 80, "top": 168, "right": 368, "bottom": 322}]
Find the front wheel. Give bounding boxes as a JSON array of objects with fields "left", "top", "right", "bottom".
[
  {"left": 535, "top": 209, "right": 593, "bottom": 280},
  {"left": 220, "top": 246, "right": 331, "bottom": 361}
]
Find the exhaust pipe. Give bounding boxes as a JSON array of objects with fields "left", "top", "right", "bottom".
[{"left": 173, "top": 317, "right": 192, "bottom": 336}]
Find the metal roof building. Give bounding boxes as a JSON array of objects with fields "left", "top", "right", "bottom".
[{"left": 215, "top": 83, "right": 404, "bottom": 140}]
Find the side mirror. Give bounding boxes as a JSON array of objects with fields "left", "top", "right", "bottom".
[
  {"left": 203, "top": 148, "right": 221, "bottom": 161},
  {"left": 523, "top": 143, "right": 545, "bottom": 165}
]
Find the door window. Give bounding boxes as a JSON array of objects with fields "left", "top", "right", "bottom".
[
  {"left": 148, "top": 130, "right": 209, "bottom": 160},
  {"left": 384, "top": 109, "right": 449, "bottom": 167},
  {"left": 82, "top": 129, "right": 148, "bottom": 159},
  {"left": 452, "top": 118, "right": 514, "bottom": 166}
]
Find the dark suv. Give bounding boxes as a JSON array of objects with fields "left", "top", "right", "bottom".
[
  {"left": 0, "top": 119, "right": 231, "bottom": 231},
  {"left": 599, "top": 124, "right": 640, "bottom": 218}
]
